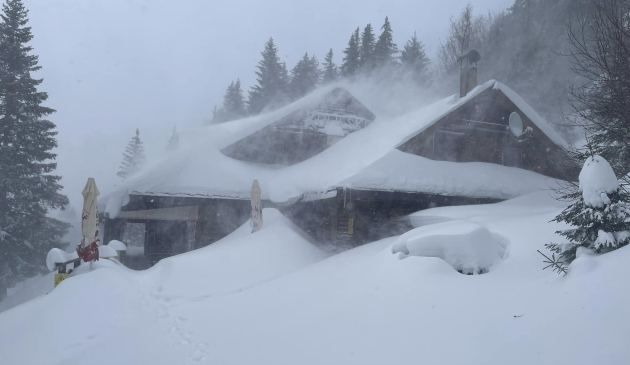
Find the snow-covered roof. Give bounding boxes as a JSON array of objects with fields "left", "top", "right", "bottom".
[
  {"left": 99, "top": 80, "right": 568, "bottom": 217},
  {"left": 337, "top": 150, "right": 560, "bottom": 200}
]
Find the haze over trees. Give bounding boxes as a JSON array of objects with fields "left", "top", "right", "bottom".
[
  {"left": 321, "top": 49, "right": 339, "bottom": 84},
  {"left": 563, "top": 0, "right": 630, "bottom": 178},
  {"left": 400, "top": 32, "right": 430, "bottom": 85},
  {"left": 247, "top": 37, "right": 289, "bottom": 115},
  {"left": 0, "top": 0, "right": 69, "bottom": 300},
  {"left": 206, "top": 0, "right": 599, "bottom": 140},
  {"left": 166, "top": 126, "right": 180, "bottom": 152},
  {"left": 117, "top": 129, "right": 146, "bottom": 180}
]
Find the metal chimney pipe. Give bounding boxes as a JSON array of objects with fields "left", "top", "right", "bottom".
[{"left": 457, "top": 50, "right": 481, "bottom": 97}]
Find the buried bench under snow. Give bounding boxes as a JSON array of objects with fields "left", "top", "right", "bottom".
[{"left": 391, "top": 220, "right": 509, "bottom": 274}]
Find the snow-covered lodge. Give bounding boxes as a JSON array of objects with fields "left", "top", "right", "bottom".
[{"left": 99, "top": 52, "right": 578, "bottom": 267}]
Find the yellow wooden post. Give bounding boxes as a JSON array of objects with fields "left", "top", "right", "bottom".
[
  {"left": 54, "top": 262, "right": 67, "bottom": 288},
  {"left": 348, "top": 218, "right": 354, "bottom": 235},
  {"left": 54, "top": 273, "right": 68, "bottom": 288}
]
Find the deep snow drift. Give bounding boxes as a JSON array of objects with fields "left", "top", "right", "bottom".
[
  {"left": 392, "top": 220, "right": 508, "bottom": 274},
  {"left": 1, "top": 195, "right": 630, "bottom": 365}
]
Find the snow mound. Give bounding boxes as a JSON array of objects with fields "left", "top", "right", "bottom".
[
  {"left": 391, "top": 220, "right": 508, "bottom": 274},
  {"left": 579, "top": 155, "right": 618, "bottom": 208},
  {"left": 107, "top": 240, "right": 127, "bottom": 251},
  {"left": 45, "top": 248, "right": 78, "bottom": 271},
  {"left": 141, "top": 208, "right": 330, "bottom": 298},
  {"left": 98, "top": 245, "right": 118, "bottom": 258}
]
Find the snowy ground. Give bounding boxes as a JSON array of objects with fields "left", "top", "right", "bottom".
[{"left": 1, "top": 198, "right": 629, "bottom": 365}]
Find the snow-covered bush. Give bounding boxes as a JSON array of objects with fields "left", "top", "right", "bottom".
[
  {"left": 547, "top": 155, "right": 630, "bottom": 263},
  {"left": 392, "top": 220, "right": 508, "bottom": 274}
]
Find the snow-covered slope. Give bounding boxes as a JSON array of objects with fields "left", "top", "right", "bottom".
[{"left": 3, "top": 194, "right": 627, "bottom": 365}]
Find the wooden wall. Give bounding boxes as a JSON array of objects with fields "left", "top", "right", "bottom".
[{"left": 398, "top": 88, "right": 579, "bottom": 181}]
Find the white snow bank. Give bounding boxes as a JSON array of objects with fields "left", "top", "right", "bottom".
[
  {"left": 139, "top": 208, "right": 329, "bottom": 299},
  {"left": 5, "top": 194, "right": 630, "bottom": 365},
  {"left": 107, "top": 240, "right": 127, "bottom": 251},
  {"left": 45, "top": 248, "right": 78, "bottom": 271},
  {"left": 579, "top": 155, "right": 618, "bottom": 208},
  {"left": 408, "top": 191, "right": 567, "bottom": 227},
  {"left": 340, "top": 150, "right": 559, "bottom": 199},
  {"left": 98, "top": 244, "right": 118, "bottom": 258},
  {"left": 0, "top": 273, "right": 54, "bottom": 313},
  {"left": 392, "top": 220, "right": 508, "bottom": 274}
]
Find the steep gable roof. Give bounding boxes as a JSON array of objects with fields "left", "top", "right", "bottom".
[{"left": 99, "top": 80, "right": 568, "bottom": 217}]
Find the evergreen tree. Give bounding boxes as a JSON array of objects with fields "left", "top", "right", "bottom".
[
  {"left": 117, "top": 129, "right": 146, "bottom": 180},
  {"left": 321, "top": 48, "right": 339, "bottom": 84},
  {"left": 341, "top": 28, "right": 361, "bottom": 78},
  {"left": 289, "top": 53, "right": 320, "bottom": 99},
  {"left": 359, "top": 23, "right": 376, "bottom": 71},
  {"left": 0, "top": 0, "right": 69, "bottom": 300},
  {"left": 373, "top": 17, "right": 398, "bottom": 69},
  {"left": 166, "top": 125, "right": 179, "bottom": 152},
  {"left": 547, "top": 155, "right": 630, "bottom": 264},
  {"left": 209, "top": 105, "right": 224, "bottom": 124},
  {"left": 221, "top": 79, "right": 246, "bottom": 122},
  {"left": 401, "top": 32, "right": 430, "bottom": 85},
  {"left": 247, "top": 37, "right": 288, "bottom": 115}
]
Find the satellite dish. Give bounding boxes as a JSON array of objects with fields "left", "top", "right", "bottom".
[{"left": 509, "top": 112, "right": 524, "bottom": 137}]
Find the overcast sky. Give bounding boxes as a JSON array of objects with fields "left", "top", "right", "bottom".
[{"left": 22, "top": 0, "right": 514, "bottom": 211}]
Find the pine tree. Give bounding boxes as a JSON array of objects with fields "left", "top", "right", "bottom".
[
  {"left": 289, "top": 53, "right": 320, "bottom": 100},
  {"left": 359, "top": 23, "right": 376, "bottom": 71},
  {"left": 209, "top": 105, "right": 224, "bottom": 124},
  {"left": 247, "top": 37, "right": 288, "bottom": 115},
  {"left": 547, "top": 155, "right": 630, "bottom": 264},
  {"left": 166, "top": 125, "right": 179, "bottom": 152},
  {"left": 221, "top": 79, "right": 246, "bottom": 122},
  {"left": 117, "top": 129, "right": 146, "bottom": 180},
  {"left": 321, "top": 48, "right": 339, "bottom": 84},
  {"left": 373, "top": 17, "right": 398, "bottom": 69},
  {"left": 341, "top": 28, "right": 361, "bottom": 78},
  {"left": 0, "top": 0, "right": 69, "bottom": 300},
  {"left": 401, "top": 32, "right": 430, "bottom": 85}
]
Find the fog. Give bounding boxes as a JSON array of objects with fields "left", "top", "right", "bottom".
[{"left": 23, "top": 0, "right": 513, "bottom": 212}]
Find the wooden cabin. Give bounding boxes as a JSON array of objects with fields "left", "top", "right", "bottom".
[
  {"left": 283, "top": 52, "right": 578, "bottom": 247},
  {"left": 100, "top": 51, "right": 578, "bottom": 266}
]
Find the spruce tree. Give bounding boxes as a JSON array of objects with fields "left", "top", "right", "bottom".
[
  {"left": 341, "top": 28, "right": 361, "bottom": 78},
  {"left": 547, "top": 155, "right": 630, "bottom": 264},
  {"left": 209, "top": 105, "right": 224, "bottom": 124},
  {"left": 221, "top": 79, "right": 246, "bottom": 122},
  {"left": 321, "top": 48, "right": 339, "bottom": 84},
  {"left": 373, "top": 16, "right": 398, "bottom": 69},
  {"left": 117, "top": 129, "right": 146, "bottom": 180},
  {"left": 289, "top": 53, "right": 320, "bottom": 100},
  {"left": 401, "top": 32, "right": 430, "bottom": 85},
  {"left": 247, "top": 37, "right": 288, "bottom": 115},
  {"left": 359, "top": 23, "right": 376, "bottom": 71},
  {"left": 166, "top": 125, "right": 179, "bottom": 152},
  {"left": 0, "top": 0, "right": 69, "bottom": 300}
]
